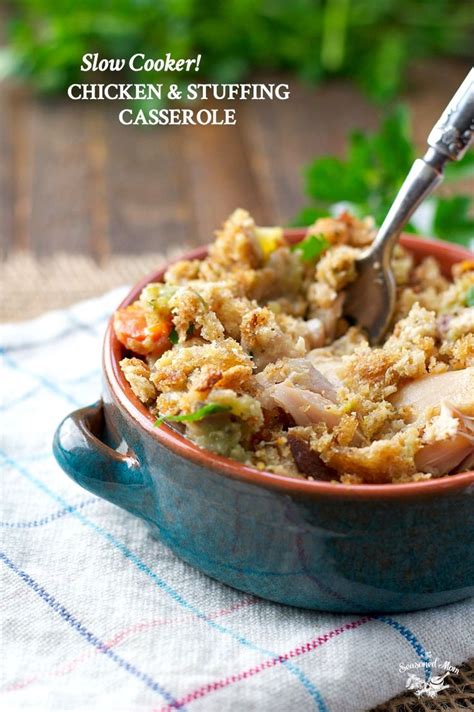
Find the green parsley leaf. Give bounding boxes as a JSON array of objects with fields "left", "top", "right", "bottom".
[
  {"left": 444, "top": 152, "right": 474, "bottom": 182},
  {"left": 168, "top": 328, "right": 179, "bottom": 345},
  {"left": 300, "top": 106, "right": 415, "bottom": 228},
  {"left": 466, "top": 286, "right": 474, "bottom": 308},
  {"left": 155, "top": 403, "right": 232, "bottom": 427},
  {"left": 291, "top": 234, "right": 328, "bottom": 262},
  {"left": 433, "top": 196, "right": 474, "bottom": 248},
  {"left": 295, "top": 106, "right": 473, "bottom": 245}
]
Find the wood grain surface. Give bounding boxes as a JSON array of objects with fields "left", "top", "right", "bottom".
[{"left": 0, "top": 59, "right": 471, "bottom": 261}]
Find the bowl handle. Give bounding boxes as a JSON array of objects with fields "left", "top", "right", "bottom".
[{"left": 53, "top": 400, "right": 146, "bottom": 514}]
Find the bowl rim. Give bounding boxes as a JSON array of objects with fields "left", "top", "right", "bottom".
[{"left": 103, "top": 231, "right": 474, "bottom": 500}]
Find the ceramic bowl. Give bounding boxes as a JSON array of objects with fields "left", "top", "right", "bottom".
[{"left": 53, "top": 233, "right": 474, "bottom": 613}]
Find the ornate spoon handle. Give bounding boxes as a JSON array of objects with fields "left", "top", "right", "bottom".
[
  {"left": 427, "top": 67, "right": 474, "bottom": 162},
  {"left": 344, "top": 69, "right": 474, "bottom": 344},
  {"left": 371, "top": 68, "right": 474, "bottom": 256}
]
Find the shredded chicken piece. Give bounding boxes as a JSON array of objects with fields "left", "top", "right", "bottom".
[
  {"left": 240, "top": 307, "right": 306, "bottom": 370},
  {"left": 304, "top": 356, "right": 343, "bottom": 387},
  {"left": 269, "top": 385, "right": 340, "bottom": 427},
  {"left": 116, "top": 208, "right": 474, "bottom": 483},
  {"left": 275, "top": 314, "right": 325, "bottom": 349},
  {"left": 416, "top": 401, "right": 474, "bottom": 474},
  {"left": 391, "top": 367, "right": 474, "bottom": 420},
  {"left": 458, "top": 451, "right": 474, "bottom": 472},
  {"left": 256, "top": 358, "right": 338, "bottom": 401}
]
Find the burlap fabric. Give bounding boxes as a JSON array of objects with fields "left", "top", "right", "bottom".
[
  {"left": 1, "top": 251, "right": 472, "bottom": 711},
  {"left": 373, "top": 658, "right": 473, "bottom": 711},
  {"left": 0, "top": 250, "right": 191, "bottom": 322}
]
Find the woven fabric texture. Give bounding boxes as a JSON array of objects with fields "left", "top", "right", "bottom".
[
  {"left": 0, "top": 286, "right": 473, "bottom": 712},
  {"left": 373, "top": 657, "right": 473, "bottom": 710},
  {"left": 0, "top": 250, "right": 190, "bottom": 322}
]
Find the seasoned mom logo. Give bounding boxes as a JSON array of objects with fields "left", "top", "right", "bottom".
[{"left": 400, "top": 654, "right": 459, "bottom": 699}]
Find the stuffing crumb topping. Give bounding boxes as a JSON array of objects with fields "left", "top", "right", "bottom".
[{"left": 115, "top": 208, "right": 474, "bottom": 484}]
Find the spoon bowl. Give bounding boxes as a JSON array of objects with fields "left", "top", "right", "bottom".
[
  {"left": 343, "top": 245, "right": 396, "bottom": 343},
  {"left": 344, "top": 68, "right": 473, "bottom": 343}
]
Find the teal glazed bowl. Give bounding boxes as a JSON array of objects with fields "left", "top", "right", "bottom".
[{"left": 53, "top": 233, "right": 474, "bottom": 613}]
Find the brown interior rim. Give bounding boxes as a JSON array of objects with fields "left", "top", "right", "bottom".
[{"left": 104, "top": 232, "right": 474, "bottom": 500}]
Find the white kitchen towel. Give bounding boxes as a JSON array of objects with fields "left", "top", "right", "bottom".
[{"left": 1, "top": 290, "right": 473, "bottom": 712}]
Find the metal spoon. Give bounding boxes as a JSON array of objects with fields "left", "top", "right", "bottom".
[{"left": 344, "top": 68, "right": 474, "bottom": 344}]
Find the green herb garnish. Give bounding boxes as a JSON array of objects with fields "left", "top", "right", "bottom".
[
  {"left": 155, "top": 403, "right": 231, "bottom": 427},
  {"left": 466, "top": 286, "right": 474, "bottom": 308},
  {"left": 433, "top": 196, "right": 474, "bottom": 249},
  {"left": 169, "top": 328, "right": 179, "bottom": 345},
  {"left": 170, "top": 324, "right": 194, "bottom": 344},
  {"left": 291, "top": 233, "right": 328, "bottom": 262},
  {"left": 294, "top": 106, "right": 473, "bottom": 246}
]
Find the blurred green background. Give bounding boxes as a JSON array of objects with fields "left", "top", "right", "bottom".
[
  {"left": 0, "top": 0, "right": 472, "bottom": 276},
  {"left": 2, "top": 0, "right": 473, "bottom": 101}
]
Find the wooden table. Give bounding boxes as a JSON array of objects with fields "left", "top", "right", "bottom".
[{"left": 0, "top": 59, "right": 471, "bottom": 262}]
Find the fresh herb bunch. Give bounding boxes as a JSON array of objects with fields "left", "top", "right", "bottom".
[
  {"left": 1, "top": 0, "right": 473, "bottom": 102},
  {"left": 294, "top": 106, "right": 474, "bottom": 247}
]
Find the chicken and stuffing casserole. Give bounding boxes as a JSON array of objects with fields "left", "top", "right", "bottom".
[{"left": 114, "top": 209, "right": 474, "bottom": 484}]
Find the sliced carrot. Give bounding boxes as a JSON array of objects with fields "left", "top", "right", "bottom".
[
  {"left": 114, "top": 305, "right": 147, "bottom": 343},
  {"left": 114, "top": 304, "right": 172, "bottom": 355},
  {"left": 452, "top": 260, "right": 474, "bottom": 280},
  {"left": 146, "top": 319, "right": 173, "bottom": 341}
]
